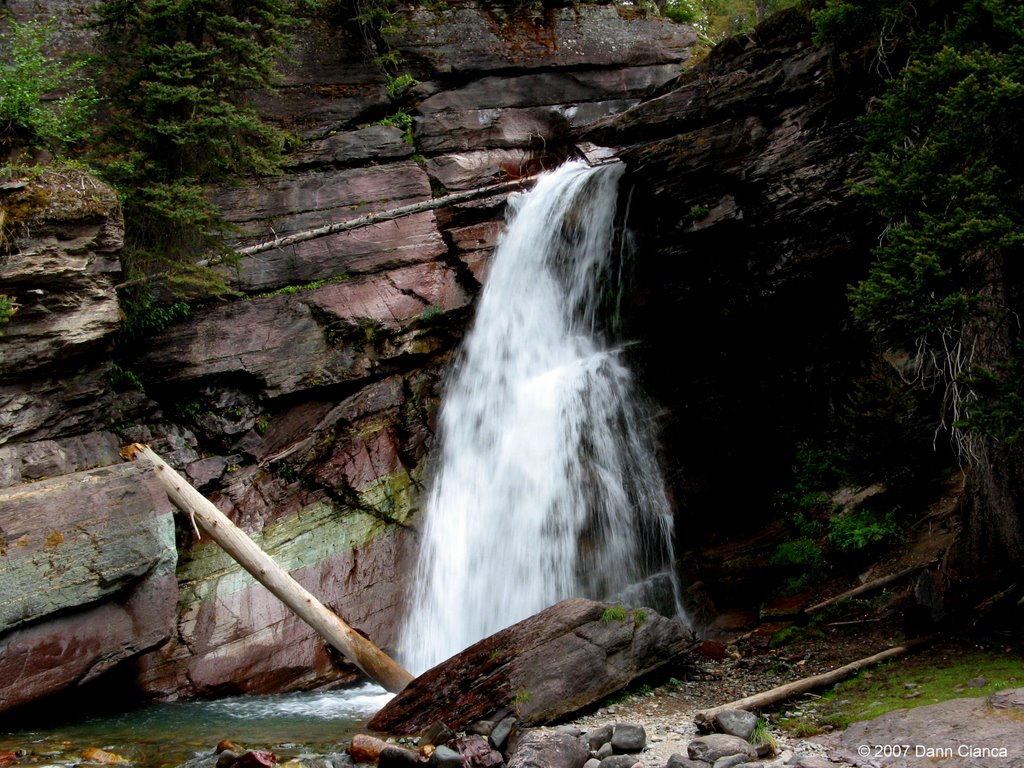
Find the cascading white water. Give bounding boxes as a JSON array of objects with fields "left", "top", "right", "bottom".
[{"left": 401, "top": 159, "right": 683, "bottom": 674}]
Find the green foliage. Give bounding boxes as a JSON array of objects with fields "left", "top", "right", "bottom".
[
  {"left": 839, "top": 359, "right": 948, "bottom": 490},
  {"left": 91, "top": 0, "right": 318, "bottom": 300},
  {"left": 680, "top": 0, "right": 802, "bottom": 44},
  {"left": 828, "top": 505, "right": 899, "bottom": 553},
  {"left": 109, "top": 361, "right": 146, "bottom": 392},
  {"left": 774, "top": 441, "right": 846, "bottom": 536},
  {"left": 374, "top": 109, "right": 414, "bottom": 143},
  {"left": 665, "top": 0, "right": 702, "bottom": 24},
  {"left": 0, "top": 17, "right": 97, "bottom": 154},
  {"left": 601, "top": 605, "right": 628, "bottom": 622},
  {"left": 769, "top": 537, "right": 826, "bottom": 595},
  {"left": 821, "top": 0, "right": 1024, "bottom": 451},
  {"left": 418, "top": 305, "right": 442, "bottom": 322},
  {"left": 778, "top": 648, "right": 1024, "bottom": 736},
  {"left": 0, "top": 293, "right": 16, "bottom": 334},
  {"left": 750, "top": 717, "right": 779, "bottom": 753},
  {"left": 176, "top": 398, "right": 209, "bottom": 422},
  {"left": 385, "top": 71, "right": 418, "bottom": 99},
  {"left": 769, "top": 538, "right": 824, "bottom": 569},
  {"left": 963, "top": 339, "right": 1024, "bottom": 443},
  {"left": 118, "top": 292, "right": 191, "bottom": 343},
  {"left": 810, "top": 0, "right": 918, "bottom": 54}
]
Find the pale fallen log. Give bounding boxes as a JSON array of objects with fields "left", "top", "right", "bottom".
[
  {"left": 122, "top": 443, "right": 413, "bottom": 693},
  {"left": 235, "top": 175, "right": 540, "bottom": 257},
  {"left": 804, "top": 564, "right": 931, "bottom": 616},
  {"left": 693, "top": 639, "right": 930, "bottom": 727}
]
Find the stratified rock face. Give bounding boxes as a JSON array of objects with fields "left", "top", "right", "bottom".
[
  {"left": 0, "top": 170, "right": 123, "bottom": 445},
  {"left": 387, "top": 3, "right": 694, "bottom": 74},
  {"left": 0, "top": 463, "right": 177, "bottom": 714},
  {"left": 368, "top": 599, "right": 691, "bottom": 734},
  {"left": 0, "top": 0, "right": 697, "bottom": 710}
]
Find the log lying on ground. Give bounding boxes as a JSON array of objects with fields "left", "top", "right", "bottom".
[
  {"left": 693, "top": 638, "right": 932, "bottom": 728},
  {"left": 804, "top": 564, "right": 932, "bottom": 616},
  {"left": 122, "top": 443, "right": 413, "bottom": 694}
]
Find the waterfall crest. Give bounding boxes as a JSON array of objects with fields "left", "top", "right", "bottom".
[{"left": 401, "top": 160, "right": 683, "bottom": 674}]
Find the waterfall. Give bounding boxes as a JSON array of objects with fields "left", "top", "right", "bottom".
[{"left": 400, "top": 159, "right": 683, "bottom": 674}]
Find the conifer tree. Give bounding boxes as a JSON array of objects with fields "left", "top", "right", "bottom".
[{"left": 92, "top": 0, "right": 317, "bottom": 299}]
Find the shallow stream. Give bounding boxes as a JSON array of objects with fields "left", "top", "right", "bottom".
[{"left": 0, "top": 684, "right": 391, "bottom": 767}]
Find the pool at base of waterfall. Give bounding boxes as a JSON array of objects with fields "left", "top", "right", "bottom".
[{"left": 0, "top": 683, "right": 392, "bottom": 768}]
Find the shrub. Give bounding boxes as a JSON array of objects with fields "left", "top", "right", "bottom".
[
  {"left": 769, "top": 538, "right": 824, "bottom": 569},
  {"left": 0, "top": 17, "right": 97, "bottom": 153},
  {"left": 828, "top": 506, "right": 899, "bottom": 553}
]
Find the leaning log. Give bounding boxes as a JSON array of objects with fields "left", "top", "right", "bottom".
[
  {"left": 693, "top": 639, "right": 931, "bottom": 728},
  {"left": 235, "top": 175, "right": 540, "bottom": 257},
  {"left": 804, "top": 564, "right": 931, "bottom": 616},
  {"left": 122, "top": 443, "right": 413, "bottom": 694}
]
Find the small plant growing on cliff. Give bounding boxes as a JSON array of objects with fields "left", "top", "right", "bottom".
[
  {"left": 419, "top": 305, "right": 442, "bottom": 322},
  {"left": 385, "top": 72, "right": 418, "bottom": 100},
  {"left": 109, "top": 361, "right": 145, "bottom": 392},
  {"left": 0, "top": 294, "right": 17, "bottom": 333},
  {"left": 374, "top": 109, "right": 414, "bottom": 144}
]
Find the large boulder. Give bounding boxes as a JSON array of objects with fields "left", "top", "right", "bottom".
[
  {"left": 0, "top": 462, "right": 177, "bottom": 714},
  {"left": 816, "top": 688, "right": 1024, "bottom": 768},
  {"left": 368, "top": 598, "right": 691, "bottom": 734}
]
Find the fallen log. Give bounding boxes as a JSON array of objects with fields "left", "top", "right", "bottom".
[
  {"left": 693, "top": 638, "right": 932, "bottom": 728},
  {"left": 804, "top": 564, "right": 931, "bottom": 616},
  {"left": 122, "top": 443, "right": 413, "bottom": 694},
  {"left": 235, "top": 175, "right": 541, "bottom": 257}
]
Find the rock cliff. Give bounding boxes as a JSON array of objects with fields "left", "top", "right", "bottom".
[
  {"left": 583, "top": 8, "right": 883, "bottom": 600},
  {"left": 0, "top": 0, "right": 696, "bottom": 712}
]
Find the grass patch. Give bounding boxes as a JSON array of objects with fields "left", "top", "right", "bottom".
[
  {"left": 601, "top": 605, "right": 628, "bottom": 623},
  {"left": 776, "top": 646, "right": 1024, "bottom": 736}
]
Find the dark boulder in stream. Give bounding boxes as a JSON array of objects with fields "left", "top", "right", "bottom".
[{"left": 368, "top": 598, "right": 692, "bottom": 734}]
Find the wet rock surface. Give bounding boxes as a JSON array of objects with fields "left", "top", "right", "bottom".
[{"left": 368, "top": 598, "right": 692, "bottom": 734}]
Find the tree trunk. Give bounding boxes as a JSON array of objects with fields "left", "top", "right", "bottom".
[
  {"left": 804, "top": 565, "right": 927, "bottom": 616},
  {"left": 960, "top": 253, "right": 1024, "bottom": 577},
  {"left": 123, "top": 443, "right": 414, "bottom": 693},
  {"left": 235, "top": 175, "right": 539, "bottom": 257},
  {"left": 693, "top": 639, "right": 930, "bottom": 727}
]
